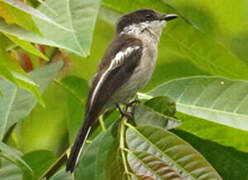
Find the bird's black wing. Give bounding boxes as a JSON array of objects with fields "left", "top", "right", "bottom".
[{"left": 66, "top": 34, "right": 143, "bottom": 172}]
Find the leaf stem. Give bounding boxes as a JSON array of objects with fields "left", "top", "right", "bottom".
[
  {"left": 99, "top": 115, "right": 106, "bottom": 131},
  {"left": 120, "top": 117, "right": 132, "bottom": 180}
]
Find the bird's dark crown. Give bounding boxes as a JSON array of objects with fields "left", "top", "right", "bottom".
[{"left": 116, "top": 9, "right": 163, "bottom": 34}]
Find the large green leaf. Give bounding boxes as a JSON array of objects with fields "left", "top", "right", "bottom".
[
  {"left": 0, "top": 142, "right": 32, "bottom": 175},
  {"left": 34, "top": 0, "right": 102, "bottom": 56},
  {"left": 128, "top": 151, "right": 181, "bottom": 179},
  {"left": 177, "top": 113, "right": 248, "bottom": 153},
  {"left": 126, "top": 125, "right": 222, "bottom": 179},
  {"left": 75, "top": 121, "right": 124, "bottom": 180},
  {"left": 174, "top": 130, "right": 248, "bottom": 180},
  {"left": 148, "top": 76, "right": 248, "bottom": 131},
  {"left": 58, "top": 76, "right": 89, "bottom": 144},
  {"left": 0, "top": 61, "right": 63, "bottom": 140}
]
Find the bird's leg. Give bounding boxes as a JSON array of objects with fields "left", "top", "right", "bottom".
[
  {"left": 116, "top": 104, "right": 133, "bottom": 120},
  {"left": 126, "top": 99, "right": 140, "bottom": 109}
]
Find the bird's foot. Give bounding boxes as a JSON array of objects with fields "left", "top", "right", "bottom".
[
  {"left": 116, "top": 104, "right": 133, "bottom": 120},
  {"left": 126, "top": 99, "right": 140, "bottom": 109}
]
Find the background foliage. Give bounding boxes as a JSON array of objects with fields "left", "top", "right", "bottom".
[{"left": 0, "top": 0, "right": 248, "bottom": 179}]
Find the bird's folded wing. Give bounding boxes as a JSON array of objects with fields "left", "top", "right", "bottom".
[{"left": 86, "top": 35, "right": 143, "bottom": 117}]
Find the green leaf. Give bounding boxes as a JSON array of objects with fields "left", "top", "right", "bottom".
[
  {"left": 0, "top": 39, "right": 44, "bottom": 106},
  {"left": 0, "top": 158, "right": 22, "bottom": 180},
  {"left": 177, "top": 113, "right": 248, "bottom": 153},
  {"left": 58, "top": 76, "right": 89, "bottom": 144},
  {"left": 134, "top": 96, "right": 181, "bottom": 129},
  {"left": 174, "top": 130, "right": 248, "bottom": 180},
  {"left": 0, "top": 61, "right": 63, "bottom": 140},
  {"left": 50, "top": 168, "right": 73, "bottom": 180},
  {"left": 0, "top": 80, "right": 16, "bottom": 140},
  {"left": 75, "top": 121, "right": 124, "bottom": 180},
  {"left": 0, "top": 19, "right": 77, "bottom": 54},
  {"left": 1, "top": 0, "right": 71, "bottom": 32},
  {"left": 148, "top": 76, "right": 248, "bottom": 131},
  {"left": 22, "top": 150, "right": 56, "bottom": 180},
  {"left": 126, "top": 125, "right": 222, "bottom": 179},
  {"left": 5, "top": 34, "right": 48, "bottom": 60},
  {"left": 33, "top": 0, "right": 102, "bottom": 56},
  {"left": 0, "top": 1, "right": 39, "bottom": 33},
  {"left": 128, "top": 151, "right": 182, "bottom": 179},
  {"left": 0, "top": 142, "right": 32, "bottom": 175}
]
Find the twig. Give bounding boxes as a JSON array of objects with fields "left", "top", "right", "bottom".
[{"left": 40, "top": 148, "right": 69, "bottom": 180}]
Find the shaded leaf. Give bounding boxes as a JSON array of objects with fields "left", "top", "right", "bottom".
[
  {"left": 173, "top": 130, "right": 248, "bottom": 180},
  {"left": 22, "top": 150, "right": 56, "bottom": 180},
  {"left": 0, "top": 142, "right": 32, "bottom": 175},
  {"left": 149, "top": 76, "right": 248, "bottom": 131},
  {"left": 58, "top": 76, "right": 89, "bottom": 144},
  {"left": 128, "top": 151, "right": 182, "bottom": 180},
  {"left": 126, "top": 125, "right": 222, "bottom": 180},
  {"left": 50, "top": 168, "right": 73, "bottom": 180},
  {"left": 0, "top": 158, "right": 22, "bottom": 180},
  {"left": 134, "top": 103, "right": 180, "bottom": 130},
  {"left": 75, "top": 121, "right": 124, "bottom": 180},
  {"left": 134, "top": 96, "right": 180, "bottom": 129}
]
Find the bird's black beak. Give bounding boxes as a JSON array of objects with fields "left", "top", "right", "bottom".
[{"left": 163, "top": 14, "right": 178, "bottom": 21}]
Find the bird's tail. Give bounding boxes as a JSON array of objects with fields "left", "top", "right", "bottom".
[{"left": 66, "top": 115, "right": 92, "bottom": 172}]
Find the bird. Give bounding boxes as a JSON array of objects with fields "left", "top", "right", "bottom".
[{"left": 66, "top": 8, "right": 177, "bottom": 172}]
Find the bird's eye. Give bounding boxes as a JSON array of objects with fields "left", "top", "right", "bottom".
[{"left": 145, "top": 14, "right": 153, "bottom": 19}]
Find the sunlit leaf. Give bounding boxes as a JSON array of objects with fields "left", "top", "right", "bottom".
[
  {"left": 34, "top": 0, "right": 102, "bottom": 56},
  {"left": 0, "top": 0, "right": 39, "bottom": 33},
  {"left": 1, "top": 0, "right": 71, "bottom": 32},
  {"left": 149, "top": 76, "right": 248, "bottom": 131},
  {"left": 0, "top": 39, "right": 44, "bottom": 105},
  {"left": 5, "top": 34, "right": 48, "bottom": 60}
]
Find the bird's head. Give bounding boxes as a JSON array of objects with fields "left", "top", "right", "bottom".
[{"left": 116, "top": 9, "right": 177, "bottom": 38}]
